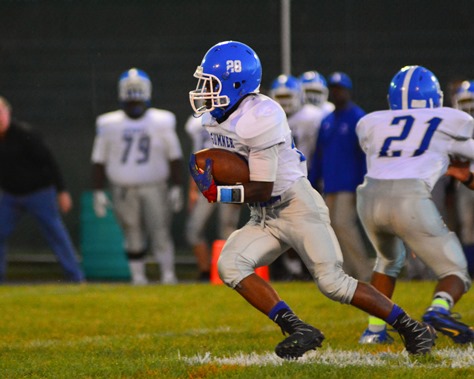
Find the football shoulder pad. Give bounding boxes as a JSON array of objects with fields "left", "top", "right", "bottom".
[
  {"left": 146, "top": 108, "right": 176, "bottom": 130},
  {"left": 235, "top": 95, "right": 287, "bottom": 150},
  {"left": 436, "top": 107, "right": 474, "bottom": 140},
  {"left": 95, "top": 110, "right": 126, "bottom": 134}
]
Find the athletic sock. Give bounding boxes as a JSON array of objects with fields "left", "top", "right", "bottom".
[
  {"left": 367, "top": 315, "right": 387, "bottom": 332},
  {"left": 431, "top": 291, "right": 453, "bottom": 310}
]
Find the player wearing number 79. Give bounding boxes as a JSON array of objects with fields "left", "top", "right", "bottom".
[
  {"left": 356, "top": 65, "right": 474, "bottom": 345},
  {"left": 189, "top": 41, "right": 436, "bottom": 359},
  {"left": 91, "top": 68, "right": 184, "bottom": 285}
]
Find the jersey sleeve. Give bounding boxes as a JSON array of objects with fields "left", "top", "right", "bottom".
[
  {"left": 90, "top": 114, "right": 109, "bottom": 164},
  {"left": 449, "top": 139, "right": 474, "bottom": 161},
  {"left": 355, "top": 115, "right": 371, "bottom": 153}
]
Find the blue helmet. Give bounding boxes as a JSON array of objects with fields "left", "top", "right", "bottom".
[
  {"left": 189, "top": 41, "right": 262, "bottom": 118},
  {"left": 118, "top": 68, "right": 152, "bottom": 103},
  {"left": 388, "top": 65, "right": 443, "bottom": 110},
  {"left": 454, "top": 80, "right": 474, "bottom": 116},
  {"left": 269, "top": 74, "right": 302, "bottom": 115},
  {"left": 327, "top": 72, "right": 352, "bottom": 90},
  {"left": 299, "top": 71, "right": 328, "bottom": 106}
]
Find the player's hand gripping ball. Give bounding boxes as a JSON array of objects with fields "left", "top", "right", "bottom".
[
  {"left": 189, "top": 154, "right": 217, "bottom": 202},
  {"left": 193, "top": 148, "right": 250, "bottom": 185}
]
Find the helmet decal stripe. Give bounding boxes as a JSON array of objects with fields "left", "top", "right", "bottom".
[{"left": 401, "top": 66, "right": 416, "bottom": 110}]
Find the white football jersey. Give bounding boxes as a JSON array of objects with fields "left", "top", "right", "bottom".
[
  {"left": 287, "top": 103, "right": 324, "bottom": 163},
  {"left": 185, "top": 114, "right": 212, "bottom": 152},
  {"left": 357, "top": 107, "right": 474, "bottom": 191},
  {"left": 91, "top": 108, "right": 183, "bottom": 186},
  {"left": 201, "top": 94, "right": 307, "bottom": 196}
]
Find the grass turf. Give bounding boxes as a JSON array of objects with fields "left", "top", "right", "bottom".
[{"left": 0, "top": 281, "right": 473, "bottom": 378}]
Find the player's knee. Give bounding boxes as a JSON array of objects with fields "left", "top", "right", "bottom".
[
  {"left": 218, "top": 250, "right": 254, "bottom": 288},
  {"left": 316, "top": 262, "right": 358, "bottom": 304}
]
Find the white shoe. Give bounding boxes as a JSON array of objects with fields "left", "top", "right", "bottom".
[
  {"left": 161, "top": 272, "right": 178, "bottom": 285},
  {"left": 132, "top": 276, "right": 149, "bottom": 286}
]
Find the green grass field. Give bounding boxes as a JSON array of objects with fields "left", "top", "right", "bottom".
[{"left": 0, "top": 280, "right": 473, "bottom": 378}]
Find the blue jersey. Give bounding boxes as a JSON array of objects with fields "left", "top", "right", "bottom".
[{"left": 310, "top": 102, "right": 366, "bottom": 193}]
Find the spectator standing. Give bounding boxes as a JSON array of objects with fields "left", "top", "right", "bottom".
[
  {"left": 309, "top": 72, "right": 372, "bottom": 281},
  {"left": 0, "top": 96, "right": 84, "bottom": 283},
  {"left": 91, "top": 68, "right": 184, "bottom": 285}
]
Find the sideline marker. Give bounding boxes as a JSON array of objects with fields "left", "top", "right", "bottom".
[{"left": 210, "top": 239, "right": 270, "bottom": 285}]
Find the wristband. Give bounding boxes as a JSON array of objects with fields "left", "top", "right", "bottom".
[
  {"left": 217, "top": 185, "right": 245, "bottom": 203},
  {"left": 462, "top": 172, "right": 474, "bottom": 186}
]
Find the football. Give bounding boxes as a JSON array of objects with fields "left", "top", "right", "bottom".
[{"left": 193, "top": 148, "right": 250, "bottom": 185}]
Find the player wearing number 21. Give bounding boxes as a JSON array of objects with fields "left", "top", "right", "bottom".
[
  {"left": 188, "top": 41, "right": 436, "bottom": 360},
  {"left": 356, "top": 65, "right": 474, "bottom": 345},
  {"left": 91, "top": 68, "right": 184, "bottom": 285}
]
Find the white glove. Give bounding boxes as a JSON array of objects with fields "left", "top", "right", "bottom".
[
  {"left": 93, "top": 190, "right": 111, "bottom": 218},
  {"left": 168, "top": 185, "right": 183, "bottom": 213}
]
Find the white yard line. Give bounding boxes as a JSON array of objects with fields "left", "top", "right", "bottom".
[{"left": 182, "top": 346, "right": 474, "bottom": 368}]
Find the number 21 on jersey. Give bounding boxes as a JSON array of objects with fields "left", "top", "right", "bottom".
[{"left": 378, "top": 115, "right": 442, "bottom": 158}]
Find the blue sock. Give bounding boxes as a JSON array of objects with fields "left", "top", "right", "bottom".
[
  {"left": 385, "top": 304, "right": 405, "bottom": 325},
  {"left": 268, "top": 301, "right": 291, "bottom": 321}
]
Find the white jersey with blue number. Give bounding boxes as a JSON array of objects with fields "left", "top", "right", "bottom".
[
  {"left": 201, "top": 93, "right": 307, "bottom": 196},
  {"left": 91, "top": 108, "right": 183, "bottom": 186},
  {"left": 356, "top": 107, "right": 474, "bottom": 191}
]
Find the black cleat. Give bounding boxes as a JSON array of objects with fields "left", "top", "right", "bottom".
[
  {"left": 273, "top": 311, "right": 324, "bottom": 360},
  {"left": 394, "top": 314, "right": 437, "bottom": 355},
  {"left": 423, "top": 306, "right": 474, "bottom": 344}
]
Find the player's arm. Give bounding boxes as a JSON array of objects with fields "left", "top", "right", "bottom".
[
  {"left": 446, "top": 158, "right": 474, "bottom": 190},
  {"left": 92, "top": 162, "right": 107, "bottom": 190},
  {"left": 189, "top": 146, "right": 276, "bottom": 204}
]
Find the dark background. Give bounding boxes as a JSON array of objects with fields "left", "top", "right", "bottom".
[{"left": 1, "top": 0, "right": 473, "bottom": 254}]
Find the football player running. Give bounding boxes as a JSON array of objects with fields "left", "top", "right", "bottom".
[
  {"left": 188, "top": 41, "right": 435, "bottom": 360},
  {"left": 91, "top": 68, "right": 184, "bottom": 285},
  {"left": 356, "top": 65, "right": 474, "bottom": 345}
]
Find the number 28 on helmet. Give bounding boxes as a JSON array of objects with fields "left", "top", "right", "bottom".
[
  {"left": 388, "top": 65, "right": 443, "bottom": 110},
  {"left": 189, "top": 41, "right": 262, "bottom": 119}
]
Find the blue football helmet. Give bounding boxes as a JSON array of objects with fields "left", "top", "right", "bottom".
[
  {"left": 189, "top": 41, "right": 262, "bottom": 119},
  {"left": 118, "top": 68, "right": 152, "bottom": 103},
  {"left": 454, "top": 80, "right": 474, "bottom": 116},
  {"left": 299, "top": 71, "right": 328, "bottom": 106},
  {"left": 388, "top": 65, "right": 443, "bottom": 110},
  {"left": 269, "top": 74, "right": 303, "bottom": 115}
]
